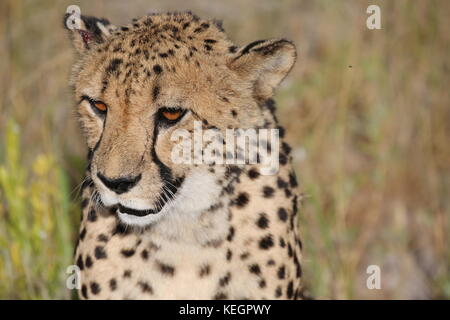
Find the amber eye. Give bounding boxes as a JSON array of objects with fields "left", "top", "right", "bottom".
[
  {"left": 93, "top": 101, "right": 107, "bottom": 113},
  {"left": 160, "top": 108, "right": 184, "bottom": 122},
  {"left": 162, "top": 110, "right": 182, "bottom": 121},
  {"left": 81, "top": 96, "right": 108, "bottom": 116}
]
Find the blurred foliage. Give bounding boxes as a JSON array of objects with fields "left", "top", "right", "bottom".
[
  {"left": 0, "top": 121, "right": 74, "bottom": 299},
  {"left": 0, "top": 0, "right": 449, "bottom": 299}
]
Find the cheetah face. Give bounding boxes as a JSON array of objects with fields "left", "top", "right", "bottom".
[
  {"left": 65, "top": 12, "right": 296, "bottom": 227},
  {"left": 74, "top": 57, "right": 235, "bottom": 226}
]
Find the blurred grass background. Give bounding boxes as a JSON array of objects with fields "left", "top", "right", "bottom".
[{"left": 0, "top": 0, "right": 449, "bottom": 299}]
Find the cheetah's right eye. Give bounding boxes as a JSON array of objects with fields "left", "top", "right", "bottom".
[
  {"left": 93, "top": 101, "right": 107, "bottom": 113},
  {"left": 81, "top": 96, "right": 108, "bottom": 116}
]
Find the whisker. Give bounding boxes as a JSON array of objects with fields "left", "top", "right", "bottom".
[
  {"left": 83, "top": 186, "right": 97, "bottom": 220},
  {"left": 162, "top": 184, "right": 175, "bottom": 198},
  {"left": 162, "top": 185, "right": 176, "bottom": 210},
  {"left": 71, "top": 175, "right": 92, "bottom": 200}
]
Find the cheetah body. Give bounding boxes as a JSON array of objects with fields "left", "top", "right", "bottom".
[{"left": 65, "top": 11, "right": 303, "bottom": 300}]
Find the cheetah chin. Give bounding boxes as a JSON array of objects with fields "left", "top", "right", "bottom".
[{"left": 109, "top": 170, "right": 222, "bottom": 227}]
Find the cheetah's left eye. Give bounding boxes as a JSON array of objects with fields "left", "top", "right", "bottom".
[
  {"left": 158, "top": 107, "right": 186, "bottom": 124},
  {"left": 162, "top": 109, "right": 182, "bottom": 121}
]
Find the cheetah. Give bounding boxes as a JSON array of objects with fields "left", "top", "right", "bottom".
[{"left": 64, "top": 10, "right": 303, "bottom": 300}]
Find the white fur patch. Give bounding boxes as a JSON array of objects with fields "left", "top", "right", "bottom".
[{"left": 113, "top": 169, "right": 222, "bottom": 228}]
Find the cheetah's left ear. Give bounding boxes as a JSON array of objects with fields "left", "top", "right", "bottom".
[
  {"left": 228, "top": 39, "right": 296, "bottom": 99},
  {"left": 63, "top": 11, "right": 117, "bottom": 55}
]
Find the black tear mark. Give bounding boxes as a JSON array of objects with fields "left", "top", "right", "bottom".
[{"left": 150, "top": 116, "right": 184, "bottom": 209}]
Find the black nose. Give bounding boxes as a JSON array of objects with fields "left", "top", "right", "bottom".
[{"left": 97, "top": 172, "right": 142, "bottom": 194}]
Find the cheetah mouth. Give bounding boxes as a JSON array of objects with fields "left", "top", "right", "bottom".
[
  {"left": 117, "top": 204, "right": 160, "bottom": 216},
  {"left": 115, "top": 177, "right": 185, "bottom": 217}
]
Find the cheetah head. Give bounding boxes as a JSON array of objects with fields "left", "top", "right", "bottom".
[{"left": 65, "top": 11, "right": 296, "bottom": 227}]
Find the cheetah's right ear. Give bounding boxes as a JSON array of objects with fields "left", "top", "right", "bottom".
[
  {"left": 63, "top": 9, "right": 116, "bottom": 55},
  {"left": 228, "top": 39, "right": 296, "bottom": 100}
]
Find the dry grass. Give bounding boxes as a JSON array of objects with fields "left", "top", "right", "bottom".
[{"left": 0, "top": 0, "right": 449, "bottom": 299}]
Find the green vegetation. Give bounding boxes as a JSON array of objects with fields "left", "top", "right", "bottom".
[{"left": 0, "top": 121, "right": 74, "bottom": 299}]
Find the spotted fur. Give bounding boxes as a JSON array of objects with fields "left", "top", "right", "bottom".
[{"left": 65, "top": 11, "right": 303, "bottom": 300}]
